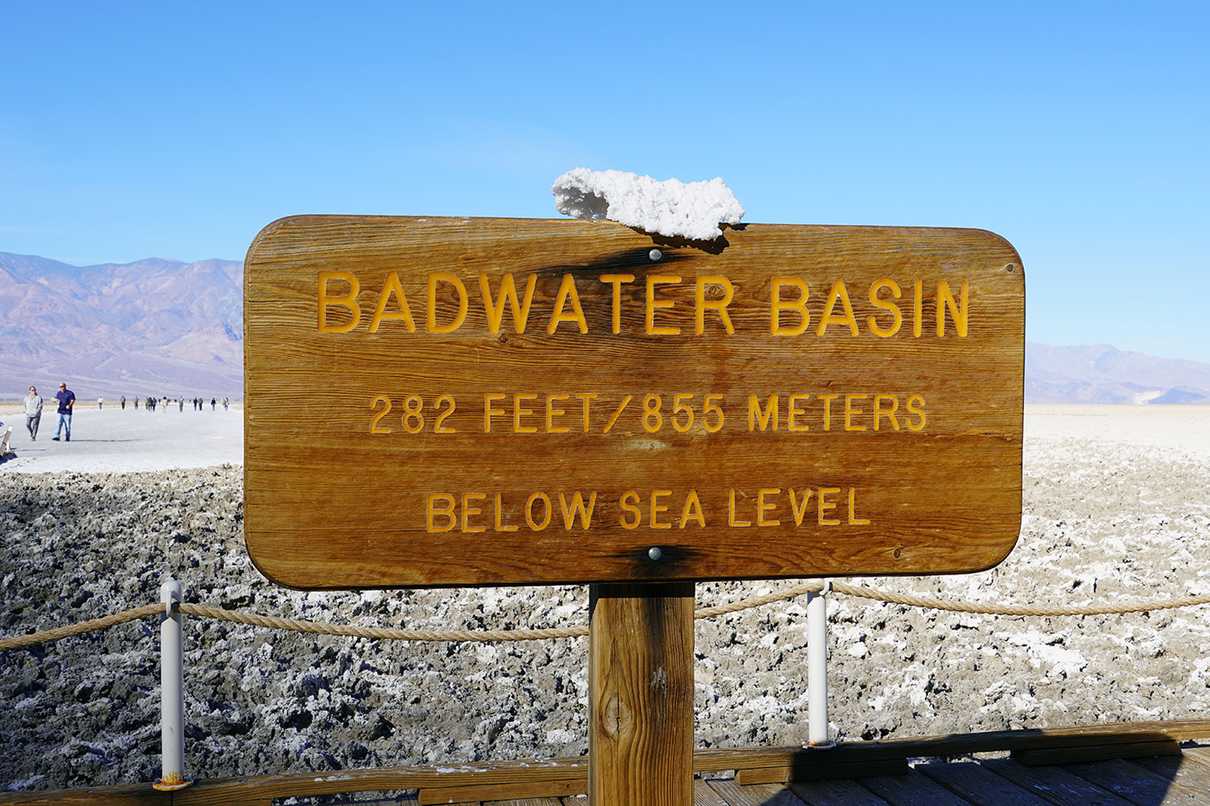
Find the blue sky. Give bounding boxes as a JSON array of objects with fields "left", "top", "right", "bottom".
[{"left": 2, "top": 3, "right": 1207, "bottom": 360}]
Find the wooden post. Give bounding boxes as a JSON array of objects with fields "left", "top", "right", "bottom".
[{"left": 589, "top": 581, "right": 695, "bottom": 805}]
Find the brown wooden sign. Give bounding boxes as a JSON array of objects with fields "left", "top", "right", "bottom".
[{"left": 244, "top": 216, "right": 1024, "bottom": 588}]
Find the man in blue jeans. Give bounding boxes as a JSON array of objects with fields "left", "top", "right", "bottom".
[{"left": 52, "top": 382, "right": 75, "bottom": 442}]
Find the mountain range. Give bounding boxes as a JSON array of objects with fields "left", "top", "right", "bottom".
[
  {"left": 2, "top": 251, "right": 1208, "bottom": 404},
  {"left": 1, "top": 252, "right": 242, "bottom": 399}
]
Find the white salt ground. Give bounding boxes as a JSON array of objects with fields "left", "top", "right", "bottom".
[
  {"left": 0, "top": 405, "right": 241, "bottom": 473},
  {"left": 552, "top": 168, "right": 744, "bottom": 241}
]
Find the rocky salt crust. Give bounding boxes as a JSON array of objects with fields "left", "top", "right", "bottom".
[{"left": 2, "top": 441, "right": 1210, "bottom": 792}]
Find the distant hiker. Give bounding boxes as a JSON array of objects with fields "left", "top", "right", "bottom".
[
  {"left": 133, "top": 397, "right": 139, "bottom": 410},
  {"left": 52, "top": 382, "right": 75, "bottom": 442},
  {"left": 24, "top": 385, "right": 43, "bottom": 441},
  {"left": 223, "top": 397, "right": 229, "bottom": 411},
  {"left": 97, "top": 396, "right": 103, "bottom": 411},
  {"left": 178, "top": 398, "right": 183, "bottom": 412},
  {"left": 120, "top": 395, "right": 126, "bottom": 410},
  {"left": 211, "top": 397, "right": 216, "bottom": 411}
]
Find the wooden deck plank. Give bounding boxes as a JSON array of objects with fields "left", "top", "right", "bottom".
[
  {"left": 1133, "top": 754, "right": 1210, "bottom": 795},
  {"left": 490, "top": 799, "right": 563, "bottom": 805},
  {"left": 1063, "top": 758, "right": 1207, "bottom": 804},
  {"left": 916, "top": 760, "right": 1050, "bottom": 805},
  {"left": 1176, "top": 746, "right": 1210, "bottom": 770},
  {"left": 706, "top": 779, "right": 806, "bottom": 805},
  {"left": 861, "top": 770, "right": 974, "bottom": 806},
  {"left": 694, "top": 778, "right": 731, "bottom": 805},
  {"left": 693, "top": 720, "right": 1210, "bottom": 776},
  {"left": 979, "top": 757, "right": 1132, "bottom": 805},
  {"left": 419, "top": 779, "right": 584, "bottom": 804},
  {"left": 1013, "top": 739, "right": 1181, "bottom": 767},
  {"left": 787, "top": 778, "right": 890, "bottom": 805}
]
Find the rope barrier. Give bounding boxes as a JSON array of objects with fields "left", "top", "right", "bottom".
[{"left": 3, "top": 582, "right": 1210, "bottom": 651}]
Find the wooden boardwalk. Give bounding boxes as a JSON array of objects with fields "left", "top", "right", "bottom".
[
  {"left": 3, "top": 724, "right": 1208, "bottom": 805},
  {"left": 452, "top": 746, "right": 1210, "bottom": 805}
]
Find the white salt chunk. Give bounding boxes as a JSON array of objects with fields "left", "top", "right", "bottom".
[{"left": 552, "top": 168, "right": 745, "bottom": 241}]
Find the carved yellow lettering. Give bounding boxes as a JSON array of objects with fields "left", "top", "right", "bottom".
[
  {"left": 756, "top": 487, "right": 781, "bottom": 527},
  {"left": 787, "top": 393, "right": 811, "bottom": 432},
  {"left": 848, "top": 487, "right": 870, "bottom": 525},
  {"left": 546, "top": 394, "right": 570, "bottom": 433},
  {"left": 818, "top": 393, "right": 838, "bottom": 431},
  {"left": 426, "top": 493, "right": 456, "bottom": 533},
  {"left": 694, "top": 275, "right": 735, "bottom": 335},
  {"left": 547, "top": 274, "right": 588, "bottom": 334},
  {"left": 525, "top": 492, "right": 552, "bottom": 531},
  {"left": 906, "top": 394, "right": 927, "bottom": 431},
  {"left": 368, "top": 272, "right": 416, "bottom": 333},
  {"left": 844, "top": 394, "right": 868, "bottom": 432},
  {"left": 317, "top": 271, "right": 361, "bottom": 333},
  {"left": 936, "top": 279, "right": 969, "bottom": 337},
  {"left": 913, "top": 278, "right": 923, "bottom": 337},
  {"left": 479, "top": 272, "right": 536, "bottom": 334},
  {"left": 619, "top": 490, "right": 642, "bottom": 530},
  {"left": 599, "top": 274, "right": 636, "bottom": 334},
  {"left": 867, "top": 278, "right": 902, "bottom": 337},
  {"left": 680, "top": 490, "right": 706, "bottom": 529},
  {"left": 788, "top": 489, "right": 813, "bottom": 526},
  {"left": 558, "top": 491, "right": 597, "bottom": 530},
  {"left": 650, "top": 489, "right": 673, "bottom": 529},
  {"left": 576, "top": 392, "right": 598, "bottom": 432},
  {"left": 817, "top": 487, "right": 841, "bottom": 526},
  {"left": 426, "top": 272, "right": 468, "bottom": 334},
  {"left": 873, "top": 394, "right": 900, "bottom": 431},
  {"left": 645, "top": 275, "right": 681, "bottom": 335},
  {"left": 461, "top": 492, "right": 487, "bottom": 533},
  {"left": 513, "top": 393, "right": 538, "bottom": 433},
  {"left": 728, "top": 489, "right": 752, "bottom": 527},
  {"left": 483, "top": 393, "right": 506, "bottom": 433},
  {"left": 770, "top": 277, "right": 810, "bottom": 336},
  {"left": 494, "top": 493, "right": 518, "bottom": 532},
  {"left": 816, "top": 279, "right": 859, "bottom": 336},
  {"left": 747, "top": 394, "right": 779, "bottom": 432}
]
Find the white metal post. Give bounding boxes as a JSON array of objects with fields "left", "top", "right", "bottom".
[
  {"left": 806, "top": 580, "right": 834, "bottom": 749},
  {"left": 154, "top": 577, "right": 190, "bottom": 791}
]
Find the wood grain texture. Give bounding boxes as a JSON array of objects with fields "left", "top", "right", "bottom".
[
  {"left": 244, "top": 215, "right": 1024, "bottom": 587},
  {"left": 589, "top": 582, "right": 695, "bottom": 804}
]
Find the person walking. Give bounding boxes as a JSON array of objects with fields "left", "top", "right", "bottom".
[
  {"left": 97, "top": 396, "right": 104, "bottom": 411},
  {"left": 178, "top": 398, "right": 183, "bottom": 412},
  {"left": 52, "top": 382, "right": 75, "bottom": 441},
  {"left": 211, "top": 397, "right": 216, "bottom": 411},
  {"left": 223, "top": 397, "right": 229, "bottom": 411},
  {"left": 120, "top": 395, "right": 126, "bottom": 410},
  {"left": 23, "top": 385, "right": 43, "bottom": 440}
]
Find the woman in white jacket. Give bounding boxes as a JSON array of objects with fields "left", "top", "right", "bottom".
[{"left": 24, "top": 385, "right": 43, "bottom": 441}]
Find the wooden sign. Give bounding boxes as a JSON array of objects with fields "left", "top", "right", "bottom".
[{"left": 244, "top": 216, "right": 1024, "bottom": 588}]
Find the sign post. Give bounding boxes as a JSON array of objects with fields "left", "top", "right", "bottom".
[{"left": 244, "top": 215, "right": 1024, "bottom": 803}]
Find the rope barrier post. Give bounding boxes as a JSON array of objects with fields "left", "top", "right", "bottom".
[
  {"left": 153, "top": 577, "right": 191, "bottom": 792},
  {"left": 805, "top": 580, "right": 834, "bottom": 750},
  {"left": 589, "top": 581, "right": 695, "bottom": 805}
]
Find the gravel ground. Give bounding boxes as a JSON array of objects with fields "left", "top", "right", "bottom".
[{"left": 1, "top": 434, "right": 1209, "bottom": 792}]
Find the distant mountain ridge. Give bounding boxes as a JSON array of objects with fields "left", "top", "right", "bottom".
[
  {"left": 1026, "top": 343, "right": 1210, "bottom": 404},
  {"left": 1, "top": 251, "right": 242, "bottom": 398},
  {"left": 3, "top": 250, "right": 1209, "bottom": 403}
]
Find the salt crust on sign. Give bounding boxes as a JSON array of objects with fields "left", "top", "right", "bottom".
[{"left": 552, "top": 168, "right": 745, "bottom": 241}]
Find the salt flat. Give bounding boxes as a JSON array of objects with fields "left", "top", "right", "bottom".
[
  {"left": 1026, "top": 404, "right": 1210, "bottom": 460},
  {"left": 0, "top": 404, "right": 241, "bottom": 473}
]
